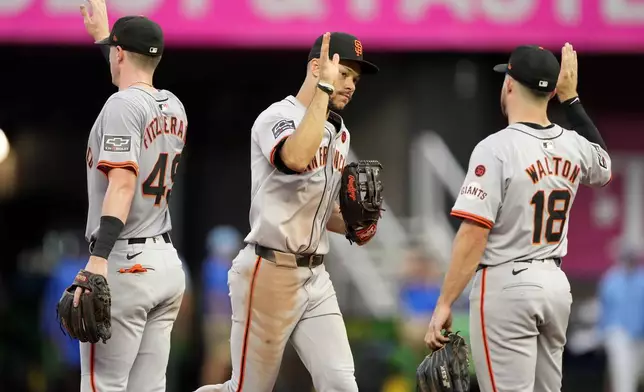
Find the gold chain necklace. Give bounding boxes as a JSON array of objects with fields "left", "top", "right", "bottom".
[{"left": 128, "top": 81, "right": 154, "bottom": 89}]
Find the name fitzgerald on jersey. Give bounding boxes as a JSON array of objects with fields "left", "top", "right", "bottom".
[
  {"left": 526, "top": 156, "right": 580, "bottom": 185},
  {"left": 143, "top": 115, "right": 187, "bottom": 149},
  {"left": 303, "top": 146, "right": 346, "bottom": 172}
]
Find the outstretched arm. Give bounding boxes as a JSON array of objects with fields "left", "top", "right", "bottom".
[
  {"left": 80, "top": 0, "right": 111, "bottom": 60},
  {"left": 278, "top": 33, "right": 340, "bottom": 172},
  {"left": 556, "top": 43, "right": 607, "bottom": 150}
]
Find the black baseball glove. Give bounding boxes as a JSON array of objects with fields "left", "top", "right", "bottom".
[
  {"left": 56, "top": 269, "right": 112, "bottom": 344},
  {"left": 339, "top": 160, "right": 384, "bottom": 245},
  {"left": 417, "top": 332, "right": 471, "bottom": 392}
]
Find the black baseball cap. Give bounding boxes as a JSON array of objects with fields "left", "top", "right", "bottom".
[
  {"left": 96, "top": 16, "right": 164, "bottom": 57},
  {"left": 493, "top": 45, "right": 560, "bottom": 92},
  {"left": 308, "top": 32, "right": 379, "bottom": 74}
]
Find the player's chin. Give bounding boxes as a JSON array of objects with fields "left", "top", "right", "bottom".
[{"left": 330, "top": 98, "right": 350, "bottom": 111}]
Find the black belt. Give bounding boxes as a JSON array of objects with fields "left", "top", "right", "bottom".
[
  {"left": 255, "top": 244, "right": 324, "bottom": 268},
  {"left": 127, "top": 232, "right": 172, "bottom": 245},
  {"left": 476, "top": 257, "right": 562, "bottom": 272},
  {"left": 89, "top": 232, "right": 172, "bottom": 254}
]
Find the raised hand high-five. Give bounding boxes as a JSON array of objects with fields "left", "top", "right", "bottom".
[
  {"left": 317, "top": 32, "right": 341, "bottom": 85},
  {"left": 80, "top": 0, "right": 110, "bottom": 42},
  {"left": 556, "top": 42, "right": 578, "bottom": 102}
]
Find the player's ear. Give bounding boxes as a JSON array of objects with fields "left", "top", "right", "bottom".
[
  {"left": 309, "top": 59, "right": 320, "bottom": 78},
  {"left": 505, "top": 77, "right": 514, "bottom": 93},
  {"left": 115, "top": 46, "right": 125, "bottom": 63},
  {"left": 549, "top": 89, "right": 557, "bottom": 100}
]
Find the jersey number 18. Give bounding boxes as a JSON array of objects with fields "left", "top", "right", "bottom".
[
  {"left": 530, "top": 189, "right": 572, "bottom": 244},
  {"left": 143, "top": 153, "right": 181, "bottom": 207}
]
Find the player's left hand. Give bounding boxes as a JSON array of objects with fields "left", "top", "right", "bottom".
[
  {"left": 73, "top": 255, "right": 108, "bottom": 307},
  {"left": 425, "top": 303, "right": 453, "bottom": 350},
  {"left": 80, "top": 0, "right": 110, "bottom": 42},
  {"left": 556, "top": 42, "right": 578, "bottom": 102}
]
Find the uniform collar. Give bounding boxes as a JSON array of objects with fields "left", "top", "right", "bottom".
[{"left": 285, "top": 95, "right": 344, "bottom": 132}]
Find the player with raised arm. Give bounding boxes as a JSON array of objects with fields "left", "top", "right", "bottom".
[
  {"left": 422, "top": 44, "right": 611, "bottom": 392},
  {"left": 195, "top": 32, "right": 382, "bottom": 392},
  {"left": 56, "top": 1, "right": 188, "bottom": 391}
]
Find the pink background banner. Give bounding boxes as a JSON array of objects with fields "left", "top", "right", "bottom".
[
  {"left": 2, "top": 0, "right": 644, "bottom": 51},
  {"left": 565, "top": 174, "right": 625, "bottom": 278}
]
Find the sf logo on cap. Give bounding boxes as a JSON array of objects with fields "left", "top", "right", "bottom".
[{"left": 354, "top": 40, "right": 363, "bottom": 57}]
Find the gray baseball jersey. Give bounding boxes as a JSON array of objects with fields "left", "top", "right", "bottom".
[
  {"left": 452, "top": 123, "right": 611, "bottom": 266},
  {"left": 195, "top": 96, "right": 359, "bottom": 392},
  {"left": 459, "top": 123, "right": 612, "bottom": 392},
  {"left": 244, "top": 95, "right": 350, "bottom": 255},
  {"left": 80, "top": 86, "right": 188, "bottom": 392},
  {"left": 85, "top": 87, "right": 188, "bottom": 241}
]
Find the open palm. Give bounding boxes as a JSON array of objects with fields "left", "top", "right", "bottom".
[
  {"left": 318, "top": 32, "right": 340, "bottom": 85},
  {"left": 556, "top": 43, "right": 578, "bottom": 101},
  {"left": 80, "top": 0, "right": 110, "bottom": 42}
]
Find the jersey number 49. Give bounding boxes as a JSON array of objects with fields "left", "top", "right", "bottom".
[
  {"left": 530, "top": 189, "right": 572, "bottom": 245},
  {"left": 142, "top": 153, "right": 181, "bottom": 207}
]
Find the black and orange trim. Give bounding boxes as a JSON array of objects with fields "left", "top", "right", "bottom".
[
  {"left": 90, "top": 343, "right": 97, "bottom": 392},
  {"left": 602, "top": 174, "right": 612, "bottom": 187},
  {"left": 479, "top": 268, "right": 498, "bottom": 392},
  {"left": 269, "top": 136, "right": 301, "bottom": 175},
  {"left": 269, "top": 136, "right": 290, "bottom": 167},
  {"left": 96, "top": 160, "right": 139, "bottom": 177},
  {"left": 236, "top": 256, "right": 263, "bottom": 392},
  {"left": 451, "top": 210, "right": 494, "bottom": 229}
]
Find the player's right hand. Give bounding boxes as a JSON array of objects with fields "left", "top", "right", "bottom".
[
  {"left": 80, "top": 0, "right": 110, "bottom": 43},
  {"left": 317, "top": 32, "right": 341, "bottom": 85},
  {"left": 556, "top": 42, "right": 578, "bottom": 102},
  {"left": 424, "top": 303, "right": 452, "bottom": 350}
]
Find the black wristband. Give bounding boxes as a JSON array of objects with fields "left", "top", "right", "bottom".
[
  {"left": 91, "top": 216, "right": 125, "bottom": 259},
  {"left": 99, "top": 45, "right": 109, "bottom": 62},
  {"left": 561, "top": 96, "right": 607, "bottom": 150}
]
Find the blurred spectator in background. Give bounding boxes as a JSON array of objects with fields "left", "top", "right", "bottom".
[
  {"left": 398, "top": 245, "right": 443, "bottom": 348},
  {"left": 384, "top": 244, "right": 443, "bottom": 391},
  {"left": 167, "top": 254, "right": 194, "bottom": 392},
  {"left": 39, "top": 231, "right": 86, "bottom": 392},
  {"left": 199, "top": 225, "right": 242, "bottom": 385},
  {"left": 598, "top": 244, "right": 644, "bottom": 392}
]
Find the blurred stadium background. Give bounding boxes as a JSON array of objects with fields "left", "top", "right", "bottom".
[{"left": 1, "top": 1, "right": 644, "bottom": 391}]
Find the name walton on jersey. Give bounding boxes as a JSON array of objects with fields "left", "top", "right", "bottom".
[
  {"left": 459, "top": 155, "right": 583, "bottom": 202},
  {"left": 526, "top": 156, "right": 580, "bottom": 185}
]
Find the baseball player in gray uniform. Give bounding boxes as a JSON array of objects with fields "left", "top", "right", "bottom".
[
  {"left": 195, "top": 32, "right": 379, "bottom": 392},
  {"left": 78, "top": 5, "right": 188, "bottom": 391},
  {"left": 424, "top": 44, "right": 611, "bottom": 392}
]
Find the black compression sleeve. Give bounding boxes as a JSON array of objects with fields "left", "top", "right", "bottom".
[
  {"left": 91, "top": 216, "right": 125, "bottom": 259},
  {"left": 561, "top": 97, "right": 607, "bottom": 150}
]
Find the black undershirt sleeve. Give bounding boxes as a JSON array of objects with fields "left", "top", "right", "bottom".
[{"left": 561, "top": 97, "right": 607, "bottom": 150}]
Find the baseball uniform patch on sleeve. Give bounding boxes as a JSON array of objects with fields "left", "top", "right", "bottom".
[
  {"left": 460, "top": 182, "right": 488, "bottom": 201},
  {"left": 597, "top": 153, "right": 607, "bottom": 169},
  {"left": 591, "top": 144, "right": 608, "bottom": 169},
  {"left": 103, "top": 135, "right": 132, "bottom": 152},
  {"left": 475, "top": 165, "right": 486, "bottom": 177},
  {"left": 271, "top": 120, "right": 295, "bottom": 139}
]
